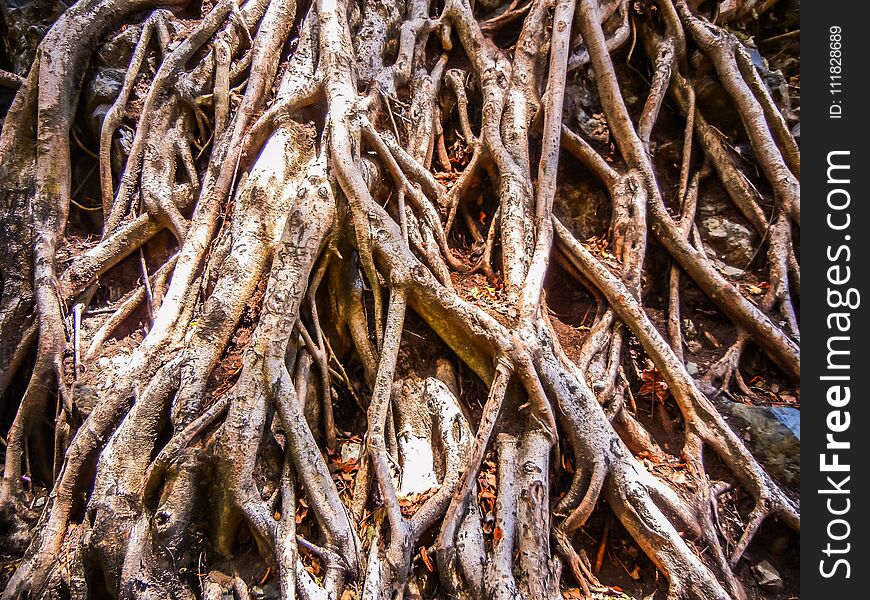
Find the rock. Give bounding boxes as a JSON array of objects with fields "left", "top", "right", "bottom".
[
  {"left": 686, "top": 362, "right": 699, "bottom": 376},
  {"left": 86, "top": 68, "right": 125, "bottom": 108},
  {"left": 341, "top": 441, "right": 362, "bottom": 464},
  {"left": 718, "top": 401, "right": 800, "bottom": 486},
  {"left": 699, "top": 216, "right": 757, "bottom": 267},
  {"left": 202, "top": 571, "right": 235, "bottom": 599},
  {"left": 111, "top": 126, "right": 135, "bottom": 175},
  {"left": 83, "top": 64, "right": 139, "bottom": 140},
  {"left": 97, "top": 24, "right": 142, "bottom": 69},
  {"left": 4, "top": 0, "right": 69, "bottom": 74},
  {"left": 563, "top": 81, "right": 597, "bottom": 123},
  {"left": 73, "top": 383, "right": 100, "bottom": 418},
  {"left": 708, "top": 257, "right": 746, "bottom": 280},
  {"left": 260, "top": 582, "right": 279, "bottom": 599},
  {"left": 82, "top": 68, "right": 125, "bottom": 138},
  {"left": 752, "top": 559, "right": 785, "bottom": 592},
  {"left": 682, "top": 318, "right": 698, "bottom": 340}
]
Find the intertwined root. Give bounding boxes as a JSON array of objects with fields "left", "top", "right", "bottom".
[{"left": 0, "top": 0, "right": 799, "bottom": 598}]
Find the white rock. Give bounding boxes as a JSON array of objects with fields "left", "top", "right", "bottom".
[
  {"left": 341, "top": 441, "right": 361, "bottom": 464},
  {"left": 753, "top": 559, "right": 784, "bottom": 592}
]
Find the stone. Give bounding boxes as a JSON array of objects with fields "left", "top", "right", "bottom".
[
  {"left": 699, "top": 216, "right": 757, "bottom": 267},
  {"left": 709, "top": 257, "right": 746, "bottom": 280},
  {"left": 73, "top": 383, "right": 99, "bottom": 418},
  {"left": 83, "top": 69, "right": 124, "bottom": 138},
  {"left": 97, "top": 24, "right": 142, "bottom": 69},
  {"left": 686, "top": 362, "right": 699, "bottom": 376},
  {"left": 752, "top": 559, "right": 785, "bottom": 592},
  {"left": 718, "top": 401, "right": 800, "bottom": 486},
  {"left": 682, "top": 318, "right": 698, "bottom": 340},
  {"left": 86, "top": 68, "right": 125, "bottom": 108},
  {"left": 4, "top": 0, "right": 69, "bottom": 74},
  {"left": 250, "top": 586, "right": 265, "bottom": 599},
  {"left": 341, "top": 441, "right": 362, "bottom": 464}
]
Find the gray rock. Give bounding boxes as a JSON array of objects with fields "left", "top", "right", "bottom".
[
  {"left": 5, "top": 1, "right": 69, "bottom": 74},
  {"left": 686, "top": 362, "right": 699, "bottom": 376},
  {"left": 86, "top": 68, "right": 125, "bottom": 108},
  {"left": 97, "top": 24, "right": 142, "bottom": 69},
  {"left": 753, "top": 559, "right": 785, "bottom": 592},
  {"left": 718, "top": 401, "right": 800, "bottom": 486},
  {"left": 73, "top": 383, "right": 100, "bottom": 418},
  {"left": 83, "top": 69, "right": 124, "bottom": 138},
  {"left": 699, "top": 216, "right": 757, "bottom": 267},
  {"left": 710, "top": 258, "right": 744, "bottom": 279}
]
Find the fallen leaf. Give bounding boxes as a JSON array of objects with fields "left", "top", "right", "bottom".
[
  {"left": 493, "top": 526, "right": 503, "bottom": 543},
  {"left": 420, "top": 546, "right": 434, "bottom": 572}
]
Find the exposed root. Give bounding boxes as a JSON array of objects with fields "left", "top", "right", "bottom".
[{"left": 1, "top": 0, "right": 799, "bottom": 598}]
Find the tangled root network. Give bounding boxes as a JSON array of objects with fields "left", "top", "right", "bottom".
[{"left": 0, "top": 0, "right": 799, "bottom": 598}]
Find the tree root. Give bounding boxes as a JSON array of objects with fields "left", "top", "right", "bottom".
[{"left": 1, "top": 0, "right": 799, "bottom": 598}]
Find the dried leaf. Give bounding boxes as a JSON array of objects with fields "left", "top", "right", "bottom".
[
  {"left": 493, "top": 526, "right": 503, "bottom": 543},
  {"left": 420, "top": 546, "right": 434, "bottom": 572},
  {"left": 639, "top": 369, "right": 670, "bottom": 402}
]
